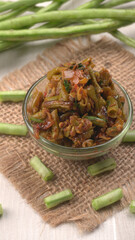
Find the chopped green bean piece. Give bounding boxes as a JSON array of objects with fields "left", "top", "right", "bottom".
[
  {"left": 85, "top": 116, "right": 106, "bottom": 127},
  {"left": 122, "top": 130, "right": 135, "bottom": 143},
  {"left": 129, "top": 200, "right": 135, "bottom": 213},
  {"left": 107, "top": 96, "right": 118, "bottom": 118},
  {"left": 92, "top": 188, "right": 123, "bottom": 211},
  {"left": 30, "top": 116, "right": 44, "bottom": 123},
  {"left": 0, "top": 123, "right": 27, "bottom": 136},
  {"left": 0, "top": 204, "right": 3, "bottom": 216},
  {"left": 45, "top": 95, "right": 59, "bottom": 101},
  {"left": 87, "top": 158, "right": 116, "bottom": 176},
  {"left": 44, "top": 189, "right": 73, "bottom": 209},
  {"left": 87, "top": 85, "right": 99, "bottom": 111},
  {"left": 0, "top": 90, "right": 26, "bottom": 102},
  {"left": 30, "top": 156, "right": 54, "bottom": 181}
]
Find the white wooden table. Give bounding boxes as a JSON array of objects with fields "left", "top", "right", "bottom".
[{"left": 0, "top": 1, "right": 135, "bottom": 239}]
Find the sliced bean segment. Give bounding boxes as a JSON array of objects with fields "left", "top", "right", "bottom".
[
  {"left": 0, "top": 204, "right": 3, "bottom": 216},
  {"left": 0, "top": 123, "right": 27, "bottom": 136},
  {"left": 0, "top": 90, "right": 26, "bottom": 102},
  {"left": 85, "top": 116, "right": 106, "bottom": 127},
  {"left": 122, "top": 130, "right": 135, "bottom": 142},
  {"left": 87, "top": 158, "right": 116, "bottom": 176},
  {"left": 44, "top": 189, "right": 73, "bottom": 209},
  {"left": 92, "top": 188, "right": 123, "bottom": 210},
  {"left": 129, "top": 200, "right": 135, "bottom": 213},
  {"left": 30, "top": 156, "right": 54, "bottom": 181}
]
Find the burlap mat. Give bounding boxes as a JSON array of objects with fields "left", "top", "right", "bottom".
[{"left": 0, "top": 36, "right": 135, "bottom": 232}]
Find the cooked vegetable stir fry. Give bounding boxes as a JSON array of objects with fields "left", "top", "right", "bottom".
[{"left": 27, "top": 58, "right": 126, "bottom": 148}]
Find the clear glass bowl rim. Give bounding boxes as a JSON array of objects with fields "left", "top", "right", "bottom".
[{"left": 22, "top": 75, "right": 133, "bottom": 154}]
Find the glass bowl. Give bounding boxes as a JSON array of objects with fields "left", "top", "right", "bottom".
[{"left": 22, "top": 75, "right": 133, "bottom": 161}]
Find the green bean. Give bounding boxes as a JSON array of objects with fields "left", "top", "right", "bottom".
[
  {"left": 44, "top": 189, "right": 73, "bottom": 209},
  {"left": 85, "top": 116, "right": 106, "bottom": 127},
  {"left": 59, "top": 82, "right": 69, "bottom": 101},
  {"left": 0, "top": 204, "right": 3, "bottom": 216},
  {"left": 0, "top": 1, "right": 11, "bottom": 5},
  {"left": 51, "top": 109, "right": 59, "bottom": 139},
  {"left": 0, "top": 9, "right": 134, "bottom": 31},
  {"left": 29, "top": 109, "right": 46, "bottom": 120},
  {"left": 111, "top": 30, "right": 135, "bottom": 49},
  {"left": 101, "top": 0, "right": 134, "bottom": 8},
  {"left": 29, "top": 89, "right": 43, "bottom": 114},
  {"left": 30, "top": 156, "right": 54, "bottom": 181},
  {"left": 122, "top": 130, "right": 135, "bottom": 142},
  {"left": 0, "top": 90, "right": 26, "bottom": 102},
  {"left": 92, "top": 188, "right": 123, "bottom": 211},
  {"left": 87, "top": 85, "right": 99, "bottom": 111},
  {"left": 30, "top": 117, "right": 44, "bottom": 123},
  {"left": 89, "top": 69, "right": 102, "bottom": 93},
  {"left": 43, "top": 101, "right": 72, "bottom": 111},
  {"left": 107, "top": 96, "right": 119, "bottom": 118},
  {"left": 37, "top": 0, "right": 68, "bottom": 13},
  {"left": 99, "top": 96, "right": 106, "bottom": 109},
  {"left": 0, "top": 41, "right": 20, "bottom": 52},
  {"left": 106, "top": 126, "right": 117, "bottom": 137},
  {"left": 129, "top": 200, "right": 135, "bottom": 213},
  {"left": 29, "top": 6, "right": 43, "bottom": 12},
  {"left": 0, "top": 7, "right": 28, "bottom": 22},
  {"left": 77, "top": 0, "right": 104, "bottom": 9},
  {"left": 0, "top": 123, "right": 28, "bottom": 136},
  {"left": 0, "top": 0, "right": 49, "bottom": 13},
  {"left": 45, "top": 96, "right": 59, "bottom": 101},
  {"left": 87, "top": 158, "right": 116, "bottom": 176},
  {"left": 0, "top": 21, "right": 124, "bottom": 42}
]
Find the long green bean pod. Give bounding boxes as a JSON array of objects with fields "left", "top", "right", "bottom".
[
  {"left": 87, "top": 158, "right": 116, "bottom": 176},
  {"left": 77, "top": 0, "right": 104, "bottom": 9},
  {"left": 0, "top": 90, "right": 26, "bottom": 102},
  {"left": 101, "top": 0, "right": 134, "bottom": 8},
  {"left": 0, "top": 7, "right": 28, "bottom": 22},
  {"left": 107, "top": 96, "right": 119, "bottom": 118},
  {"left": 0, "top": 21, "right": 125, "bottom": 42},
  {"left": 44, "top": 189, "right": 73, "bottom": 208},
  {"left": 0, "top": 0, "right": 49, "bottom": 13},
  {"left": 0, "top": 41, "right": 20, "bottom": 52},
  {"left": 85, "top": 116, "right": 106, "bottom": 127},
  {"left": 111, "top": 30, "right": 135, "bottom": 48},
  {"left": 122, "top": 130, "right": 135, "bottom": 142},
  {"left": 0, "top": 204, "right": 3, "bottom": 216},
  {"left": 0, "top": 123, "right": 28, "bottom": 136},
  {"left": 0, "top": 9, "right": 134, "bottom": 31},
  {"left": 92, "top": 188, "right": 123, "bottom": 210},
  {"left": 37, "top": 0, "right": 68, "bottom": 13},
  {"left": 129, "top": 200, "right": 135, "bottom": 213},
  {"left": 0, "top": 1, "right": 11, "bottom": 5},
  {"left": 30, "top": 156, "right": 54, "bottom": 181}
]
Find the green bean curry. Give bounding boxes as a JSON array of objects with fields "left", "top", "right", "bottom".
[{"left": 27, "top": 58, "right": 126, "bottom": 148}]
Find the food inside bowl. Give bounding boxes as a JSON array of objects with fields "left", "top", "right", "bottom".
[{"left": 27, "top": 58, "right": 126, "bottom": 148}]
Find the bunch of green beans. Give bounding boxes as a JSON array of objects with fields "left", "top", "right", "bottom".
[{"left": 0, "top": 0, "right": 134, "bottom": 52}]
